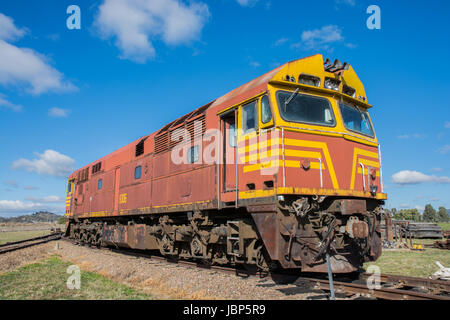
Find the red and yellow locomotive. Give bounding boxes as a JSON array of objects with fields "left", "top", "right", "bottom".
[{"left": 65, "top": 54, "right": 387, "bottom": 273}]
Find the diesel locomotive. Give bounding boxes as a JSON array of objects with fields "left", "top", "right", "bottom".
[{"left": 65, "top": 54, "right": 387, "bottom": 273}]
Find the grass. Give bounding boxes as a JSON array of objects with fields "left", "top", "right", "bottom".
[
  {"left": 438, "top": 222, "right": 450, "bottom": 231},
  {"left": 364, "top": 238, "right": 450, "bottom": 277},
  {"left": 0, "top": 230, "right": 51, "bottom": 245},
  {"left": 0, "top": 256, "right": 153, "bottom": 300}
]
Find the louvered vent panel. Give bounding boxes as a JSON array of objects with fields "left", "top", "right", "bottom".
[{"left": 154, "top": 132, "right": 169, "bottom": 154}]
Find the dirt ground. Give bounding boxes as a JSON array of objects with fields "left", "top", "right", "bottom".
[{"left": 0, "top": 241, "right": 329, "bottom": 300}]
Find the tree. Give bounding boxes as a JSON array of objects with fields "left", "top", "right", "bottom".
[
  {"left": 404, "top": 209, "right": 421, "bottom": 221},
  {"left": 423, "top": 204, "right": 437, "bottom": 222},
  {"left": 437, "top": 207, "right": 449, "bottom": 222},
  {"left": 394, "top": 209, "right": 421, "bottom": 221},
  {"left": 392, "top": 208, "right": 402, "bottom": 220}
]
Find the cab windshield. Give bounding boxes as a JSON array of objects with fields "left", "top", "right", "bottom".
[
  {"left": 276, "top": 91, "right": 335, "bottom": 127},
  {"left": 339, "top": 102, "right": 374, "bottom": 137}
]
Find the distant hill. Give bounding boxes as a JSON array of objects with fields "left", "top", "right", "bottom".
[{"left": 0, "top": 211, "right": 62, "bottom": 223}]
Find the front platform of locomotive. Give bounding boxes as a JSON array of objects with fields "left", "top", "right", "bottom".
[{"left": 254, "top": 55, "right": 388, "bottom": 273}]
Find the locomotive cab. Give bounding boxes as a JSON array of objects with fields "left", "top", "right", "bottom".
[{"left": 229, "top": 55, "right": 385, "bottom": 272}]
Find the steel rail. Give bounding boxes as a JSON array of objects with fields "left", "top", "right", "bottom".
[
  {"left": 359, "top": 272, "right": 450, "bottom": 295},
  {"left": 299, "top": 277, "right": 449, "bottom": 300},
  {"left": 0, "top": 232, "right": 63, "bottom": 254}
]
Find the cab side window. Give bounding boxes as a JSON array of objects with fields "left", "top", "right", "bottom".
[
  {"left": 260, "top": 95, "right": 272, "bottom": 124},
  {"left": 134, "top": 166, "right": 142, "bottom": 179},
  {"left": 229, "top": 123, "right": 237, "bottom": 148},
  {"left": 242, "top": 101, "right": 258, "bottom": 134},
  {"left": 187, "top": 145, "right": 199, "bottom": 164}
]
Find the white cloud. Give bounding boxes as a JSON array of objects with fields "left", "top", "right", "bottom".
[
  {"left": 439, "top": 145, "right": 450, "bottom": 154},
  {"left": 0, "top": 40, "right": 76, "bottom": 95},
  {"left": 25, "top": 195, "right": 65, "bottom": 203},
  {"left": 0, "top": 199, "right": 64, "bottom": 215},
  {"left": 431, "top": 168, "right": 443, "bottom": 172},
  {"left": 94, "top": 0, "right": 210, "bottom": 63},
  {"left": 392, "top": 170, "right": 450, "bottom": 185},
  {"left": 48, "top": 107, "right": 70, "bottom": 118},
  {"left": 236, "top": 0, "right": 259, "bottom": 7},
  {"left": 297, "top": 25, "right": 343, "bottom": 51},
  {"left": 0, "top": 13, "right": 76, "bottom": 95},
  {"left": 0, "top": 13, "right": 27, "bottom": 42},
  {"left": 0, "top": 93, "right": 23, "bottom": 112},
  {"left": 12, "top": 149, "right": 75, "bottom": 177},
  {"left": 0, "top": 200, "right": 43, "bottom": 212},
  {"left": 24, "top": 185, "right": 38, "bottom": 190}
]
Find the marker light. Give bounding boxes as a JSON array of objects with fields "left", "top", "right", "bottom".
[
  {"left": 298, "top": 74, "right": 321, "bottom": 87},
  {"left": 324, "top": 77, "right": 341, "bottom": 91},
  {"left": 285, "top": 75, "right": 296, "bottom": 82}
]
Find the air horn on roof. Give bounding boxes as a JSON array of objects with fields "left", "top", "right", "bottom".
[{"left": 324, "top": 58, "right": 349, "bottom": 73}]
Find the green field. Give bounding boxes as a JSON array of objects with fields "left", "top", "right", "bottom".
[
  {"left": 364, "top": 238, "right": 450, "bottom": 277},
  {"left": 438, "top": 222, "right": 450, "bottom": 231},
  {"left": 0, "top": 230, "right": 51, "bottom": 245},
  {"left": 0, "top": 256, "right": 153, "bottom": 300}
]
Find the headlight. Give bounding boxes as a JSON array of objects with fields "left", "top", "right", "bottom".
[
  {"left": 298, "top": 74, "right": 321, "bottom": 87},
  {"left": 324, "top": 77, "right": 341, "bottom": 91}
]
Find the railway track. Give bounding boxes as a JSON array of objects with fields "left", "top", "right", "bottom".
[
  {"left": 61, "top": 237, "right": 450, "bottom": 300},
  {"left": 0, "top": 232, "right": 63, "bottom": 254},
  {"left": 4, "top": 234, "right": 447, "bottom": 300}
]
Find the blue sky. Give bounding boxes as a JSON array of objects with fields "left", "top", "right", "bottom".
[{"left": 0, "top": 0, "right": 449, "bottom": 216}]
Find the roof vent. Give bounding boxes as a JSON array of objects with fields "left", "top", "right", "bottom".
[{"left": 135, "top": 139, "right": 146, "bottom": 157}]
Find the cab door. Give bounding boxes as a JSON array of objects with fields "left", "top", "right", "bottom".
[
  {"left": 65, "top": 179, "right": 75, "bottom": 216},
  {"left": 221, "top": 111, "right": 237, "bottom": 194}
]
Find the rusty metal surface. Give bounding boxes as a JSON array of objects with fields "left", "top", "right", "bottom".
[
  {"left": 102, "top": 224, "right": 158, "bottom": 250},
  {"left": 431, "top": 239, "right": 450, "bottom": 250},
  {"left": 307, "top": 277, "right": 450, "bottom": 300},
  {"left": 250, "top": 212, "right": 280, "bottom": 262},
  {"left": 328, "top": 199, "right": 367, "bottom": 215}
]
